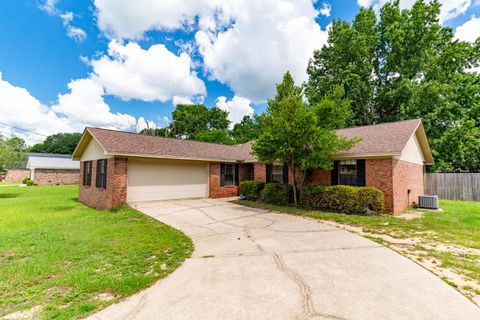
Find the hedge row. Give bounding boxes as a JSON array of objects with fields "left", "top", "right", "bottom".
[
  {"left": 239, "top": 180, "right": 384, "bottom": 215},
  {"left": 300, "top": 185, "right": 384, "bottom": 215}
]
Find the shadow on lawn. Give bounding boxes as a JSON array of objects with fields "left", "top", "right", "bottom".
[{"left": 0, "top": 193, "right": 19, "bottom": 199}]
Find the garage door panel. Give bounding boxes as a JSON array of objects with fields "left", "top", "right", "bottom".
[{"left": 127, "top": 158, "right": 208, "bottom": 202}]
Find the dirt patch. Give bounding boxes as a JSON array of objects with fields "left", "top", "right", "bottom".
[
  {"left": 1, "top": 305, "right": 42, "bottom": 320},
  {"left": 94, "top": 292, "right": 116, "bottom": 302}
]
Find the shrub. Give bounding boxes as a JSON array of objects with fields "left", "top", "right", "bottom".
[
  {"left": 239, "top": 180, "right": 265, "bottom": 201},
  {"left": 22, "top": 178, "right": 35, "bottom": 186},
  {"left": 300, "top": 185, "right": 384, "bottom": 215},
  {"left": 261, "top": 183, "right": 293, "bottom": 206}
]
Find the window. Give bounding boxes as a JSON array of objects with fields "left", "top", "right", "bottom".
[
  {"left": 271, "top": 165, "right": 284, "bottom": 183},
  {"left": 83, "top": 161, "right": 92, "bottom": 186},
  {"left": 96, "top": 159, "right": 107, "bottom": 189},
  {"left": 338, "top": 160, "right": 358, "bottom": 186},
  {"left": 220, "top": 163, "right": 238, "bottom": 186},
  {"left": 266, "top": 164, "right": 288, "bottom": 183}
]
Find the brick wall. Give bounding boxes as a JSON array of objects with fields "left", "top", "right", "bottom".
[
  {"left": 392, "top": 159, "right": 424, "bottom": 214},
  {"left": 253, "top": 163, "right": 266, "bottom": 182},
  {"left": 34, "top": 169, "right": 79, "bottom": 185},
  {"left": 365, "top": 158, "right": 394, "bottom": 214},
  {"left": 79, "top": 158, "right": 128, "bottom": 210},
  {"left": 208, "top": 163, "right": 238, "bottom": 198},
  {"left": 306, "top": 169, "right": 331, "bottom": 185},
  {"left": 5, "top": 169, "right": 30, "bottom": 182}
]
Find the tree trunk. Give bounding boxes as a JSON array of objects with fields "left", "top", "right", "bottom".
[{"left": 291, "top": 160, "right": 298, "bottom": 205}]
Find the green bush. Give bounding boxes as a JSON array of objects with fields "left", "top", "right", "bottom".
[
  {"left": 261, "top": 183, "right": 293, "bottom": 206},
  {"left": 300, "top": 185, "right": 384, "bottom": 215},
  {"left": 239, "top": 180, "right": 265, "bottom": 201},
  {"left": 22, "top": 178, "right": 35, "bottom": 186}
]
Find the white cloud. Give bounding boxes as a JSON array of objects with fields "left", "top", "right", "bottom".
[
  {"left": 215, "top": 95, "right": 254, "bottom": 126},
  {"left": 455, "top": 15, "right": 480, "bottom": 43},
  {"left": 41, "top": 2, "right": 87, "bottom": 42},
  {"left": 196, "top": 0, "right": 328, "bottom": 102},
  {"left": 318, "top": 2, "right": 332, "bottom": 17},
  {"left": 93, "top": 0, "right": 224, "bottom": 39},
  {"left": 91, "top": 41, "right": 206, "bottom": 102},
  {"left": 0, "top": 72, "right": 70, "bottom": 144},
  {"left": 172, "top": 95, "right": 193, "bottom": 106},
  {"left": 91, "top": 1, "right": 328, "bottom": 103},
  {"left": 0, "top": 73, "right": 154, "bottom": 144},
  {"left": 357, "top": 0, "right": 471, "bottom": 23},
  {"left": 60, "top": 12, "right": 87, "bottom": 42}
]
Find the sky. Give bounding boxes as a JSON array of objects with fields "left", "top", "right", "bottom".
[{"left": 0, "top": 0, "right": 479, "bottom": 145}]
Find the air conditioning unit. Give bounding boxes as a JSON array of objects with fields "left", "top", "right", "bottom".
[{"left": 419, "top": 195, "right": 439, "bottom": 210}]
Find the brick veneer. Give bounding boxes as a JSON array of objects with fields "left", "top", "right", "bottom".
[
  {"left": 392, "top": 159, "right": 424, "bottom": 214},
  {"left": 79, "top": 158, "right": 128, "bottom": 210},
  {"left": 34, "top": 169, "right": 79, "bottom": 185},
  {"left": 209, "top": 163, "right": 239, "bottom": 198},
  {"left": 306, "top": 169, "right": 331, "bottom": 185},
  {"left": 5, "top": 169, "right": 30, "bottom": 182},
  {"left": 365, "top": 159, "right": 395, "bottom": 213},
  {"left": 253, "top": 163, "right": 266, "bottom": 182}
]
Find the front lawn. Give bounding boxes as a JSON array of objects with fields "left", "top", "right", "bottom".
[
  {"left": 233, "top": 199, "right": 480, "bottom": 305},
  {"left": 0, "top": 185, "right": 193, "bottom": 319}
]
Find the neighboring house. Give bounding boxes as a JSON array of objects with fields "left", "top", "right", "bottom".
[
  {"left": 72, "top": 119, "right": 433, "bottom": 214},
  {"left": 6, "top": 153, "right": 80, "bottom": 185}
]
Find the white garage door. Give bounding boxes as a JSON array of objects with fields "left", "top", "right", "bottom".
[{"left": 127, "top": 158, "right": 208, "bottom": 202}]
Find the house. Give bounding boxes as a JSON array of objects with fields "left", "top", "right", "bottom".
[
  {"left": 5, "top": 153, "right": 80, "bottom": 185},
  {"left": 72, "top": 119, "right": 433, "bottom": 214}
]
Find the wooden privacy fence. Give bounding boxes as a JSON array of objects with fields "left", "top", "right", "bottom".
[{"left": 424, "top": 173, "right": 480, "bottom": 202}]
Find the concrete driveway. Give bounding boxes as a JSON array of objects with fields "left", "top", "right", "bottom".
[{"left": 89, "top": 198, "right": 480, "bottom": 320}]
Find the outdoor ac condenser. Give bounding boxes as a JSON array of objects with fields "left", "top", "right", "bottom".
[{"left": 418, "top": 195, "right": 439, "bottom": 210}]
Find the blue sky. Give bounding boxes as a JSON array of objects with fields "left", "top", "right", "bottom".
[{"left": 0, "top": 0, "right": 479, "bottom": 144}]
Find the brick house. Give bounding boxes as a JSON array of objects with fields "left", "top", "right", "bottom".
[
  {"left": 72, "top": 119, "right": 433, "bottom": 214},
  {"left": 5, "top": 153, "right": 80, "bottom": 185}
]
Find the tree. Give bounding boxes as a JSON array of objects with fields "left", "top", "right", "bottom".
[
  {"left": 252, "top": 72, "right": 356, "bottom": 204},
  {"left": 140, "top": 104, "right": 233, "bottom": 144},
  {"left": 192, "top": 130, "right": 236, "bottom": 145},
  {"left": 231, "top": 115, "right": 263, "bottom": 143},
  {"left": 0, "top": 135, "right": 26, "bottom": 174},
  {"left": 307, "top": 0, "right": 480, "bottom": 172},
  {"left": 170, "top": 104, "right": 229, "bottom": 138},
  {"left": 29, "top": 133, "right": 82, "bottom": 154}
]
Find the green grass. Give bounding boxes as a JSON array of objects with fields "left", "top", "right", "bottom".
[{"left": 0, "top": 185, "right": 193, "bottom": 319}]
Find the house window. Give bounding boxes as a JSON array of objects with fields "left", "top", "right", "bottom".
[
  {"left": 266, "top": 164, "right": 288, "bottom": 184},
  {"left": 220, "top": 163, "right": 238, "bottom": 186},
  {"left": 338, "top": 160, "right": 358, "bottom": 186},
  {"left": 271, "top": 165, "right": 284, "bottom": 183},
  {"left": 96, "top": 159, "right": 107, "bottom": 189},
  {"left": 83, "top": 161, "right": 92, "bottom": 186}
]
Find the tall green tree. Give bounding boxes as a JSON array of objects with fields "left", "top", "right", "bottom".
[
  {"left": 170, "top": 104, "right": 229, "bottom": 139},
  {"left": 29, "top": 133, "right": 82, "bottom": 154},
  {"left": 0, "top": 135, "right": 26, "bottom": 174},
  {"left": 253, "top": 72, "right": 356, "bottom": 204},
  {"left": 231, "top": 114, "right": 263, "bottom": 143},
  {"left": 140, "top": 104, "right": 232, "bottom": 144},
  {"left": 307, "top": 0, "right": 480, "bottom": 172}
]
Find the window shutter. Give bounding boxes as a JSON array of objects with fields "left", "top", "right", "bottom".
[
  {"left": 266, "top": 164, "right": 272, "bottom": 183},
  {"left": 283, "top": 164, "right": 289, "bottom": 184},
  {"left": 235, "top": 164, "right": 239, "bottom": 186},
  {"left": 331, "top": 161, "right": 339, "bottom": 185},
  {"left": 220, "top": 163, "right": 225, "bottom": 187},
  {"left": 357, "top": 159, "right": 366, "bottom": 187},
  {"left": 103, "top": 159, "right": 108, "bottom": 189},
  {"left": 96, "top": 160, "right": 100, "bottom": 188},
  {"left": 83, "top": 162, "right": 87, "bottom": 186}
]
